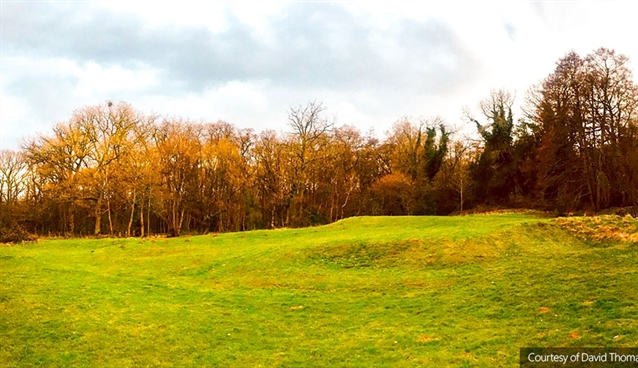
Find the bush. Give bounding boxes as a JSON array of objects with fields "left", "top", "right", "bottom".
[{"left": 0, "top": 223, "right": 36, "bottom": 244}]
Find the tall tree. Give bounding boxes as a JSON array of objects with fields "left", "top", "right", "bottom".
[
  {"left": 0, "top": 150, "right": 27, "bottom": 206},
  {"left": 23, "top": 119, "right": 93, "bottom": 234},
  {"left": 528, "top": 48, "right": 638, "bottom": 211},
  {"left": 468, "top": 89, "right": 516, "bottom": 205},
  {"left": 286, "top": 101, "right": 332, "bottom": 226},
  {"left": 0, "top": 150, "right": 29, "bottom": 240},
  {"left": 74, "top": 101, "right": 139, "bottom": 235},
  {"left": 153, "top": 120, "right": 201, "bottom": 237},
  {"left": 383, "top": 117, "right": 449, "bottom": 214},
  {"left": 254, "top": 130, "right": 290, "bottom": 228}
]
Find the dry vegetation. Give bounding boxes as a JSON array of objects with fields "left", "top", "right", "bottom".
[{"left": 556, "top": 215, "right": 638, "bottom": 243}]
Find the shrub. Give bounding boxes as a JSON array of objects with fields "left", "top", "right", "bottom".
[{"left": 0, "top": 222, "right": 36, "bottom": 244}]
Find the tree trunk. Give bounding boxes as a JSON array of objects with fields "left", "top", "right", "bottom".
[
  {"left": 107, "top": 196, "right": 114, "bottom": 235},
  {"left": 147, "top": 191, "right": 151, "bottom": 237},
  {"left": 69, "top": 203, "right": 75, "bottom": 236},
  {"left": 270, "top": 207, "right": 275, "bottom": 229},
  {"left": 94, "top": 196, "right": 102, "bottom": 235},
  {"left": 127, "top": 190, "right": 136, "bottom": 237},
  {"left": 341, "top": 187, "right": 352, "bottom": 220},
  {"left": 178, "top": 208, "right": 185, "bottom": 236},
  {"left": 139, "top": 199, "right": 145, "bottom": 238},
  {"left": 460, "top": 182, "right": 464, "bottom": 212}
]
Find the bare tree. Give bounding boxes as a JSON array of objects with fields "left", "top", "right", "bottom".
[
  {"left": 287, "top": 100, "right": 333, "bottom": 225},
  {"left": 0, "top": 150, "right": 27, "bottom": 205}
]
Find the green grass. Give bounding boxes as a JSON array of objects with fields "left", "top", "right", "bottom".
[{"left": 1, "top": 213, "right": 637, "bottom": 367}]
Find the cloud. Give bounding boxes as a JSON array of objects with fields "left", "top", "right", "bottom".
[
  {"left": 502, "top": 21, "right": 517, "bottom": 42},
  {"left": 0, "top": 1, "right": 496, "bottom": 150},
  {"left": 2, "top": 2, "right": 486, "bottom": 96},
  {"left": 16, "top": 2, "right": 638, "bottom": 150}
]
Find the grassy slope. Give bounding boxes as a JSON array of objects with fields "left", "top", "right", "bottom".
[{"left": 1, "top": 214, "right": 637, "bottom": 367}]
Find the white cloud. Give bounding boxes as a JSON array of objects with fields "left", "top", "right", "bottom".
[
  {"left": 3, "top": 1, "right": 638, "bottom": 151},
  {"left": 74, "top": 62, "right": 160, "bottom": 96},
  {"left": 0, "top": 95, "right": 30, "bottom": 150},
  {"left": 95, "top": 1, "right": 229, "bottom": 32}
]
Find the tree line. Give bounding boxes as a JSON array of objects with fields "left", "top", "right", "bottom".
[{"left": 1, "top": 48, "right": 637, "bottom": 241}]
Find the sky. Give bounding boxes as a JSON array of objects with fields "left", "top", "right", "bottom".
[{"left": 2, "top": 1, "right": 638, "bottom": 150}]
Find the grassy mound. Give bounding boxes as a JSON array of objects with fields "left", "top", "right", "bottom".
[{"left": 1, "top": 214, "right": 637, "bottom": 366}]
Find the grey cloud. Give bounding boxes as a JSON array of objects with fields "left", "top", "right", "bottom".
[{"left": 2, "top": 2, "right": 486, "bottom": 96}]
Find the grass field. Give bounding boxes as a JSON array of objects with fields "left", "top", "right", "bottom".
[{"left": 1, "top": 213, "right": 637, "bottom": 367}]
